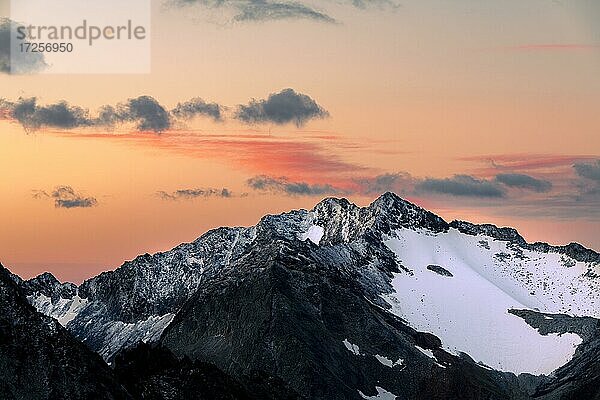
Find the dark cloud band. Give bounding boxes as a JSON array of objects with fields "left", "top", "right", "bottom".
[
  {"left": 1, "top": 88, "right": 326, "bottom": 132},
  {"left": 415, "top": 175, "right": 505, "bottom": 198},
  {"left": 574, "top": 160, "right": 600, "bottom": 182},
  {"left": 495, "top": 173, "right": 552, "bottom": 193},
  {"left": 247, "top": 175, "right": 343, "bottom": 196}
]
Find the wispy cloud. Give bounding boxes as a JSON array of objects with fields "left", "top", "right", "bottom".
[
  {"left": 156, "top": 188, "right": 233, "bottom": 200},
  {"left": 505, "top": 44, "right": 600, "bottom": 51},
  {"left": 33, "top": 186, "right": 98, "bottom": 209},
  {"left": 461, "top": 154, "right": 598, "bottom": 174},
  {"left": 151, "top": 135, "right": 370, "bottom": 180},
  {"left": 247, "top": 175, "right": 345, "bottom": 196},
  {"left": 353, "top": 172, "right": 415, "bottom": 195}
]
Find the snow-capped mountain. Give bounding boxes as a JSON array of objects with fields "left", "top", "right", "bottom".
[{"left": 17, "top": 193, "right": 600, "bottom": 399}]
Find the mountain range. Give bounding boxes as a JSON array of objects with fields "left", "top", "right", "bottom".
[{"left": 1, "top": 192, "right": 599, "bottom": 399}]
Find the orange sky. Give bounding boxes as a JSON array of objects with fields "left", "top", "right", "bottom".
[{"left": 1, "top": 0, "right": 599, "bottom": 283}]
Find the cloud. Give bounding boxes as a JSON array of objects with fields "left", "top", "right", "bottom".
[
  {"left": 2, "top": 96, "right": 173, "bottom": 133},
  {"left": 172, "top": 0, "right": 336, "bottom": 23},
  {"left": 117, "top": 96, "right": 171, "bottom": 132},
  {"left": 171, "top": 98, "right": 223, "bottom": 122},
  {"left": 247, "top": 175, "right": 344, "bottom": 196},
  {"left": 1, "top": 90, "right": 324, "bottom": 131},
  {"left": 495, "top": 173, "right": 552, "bottom": 193},
  {"left": 235, "top": 88, "right": 329, "bottom": 126},
  {"left": 1, "top": 96, "right": 174, "bottom": 132},
  {"left": 461, "top": 154, "right": 597, "bottom": 174},
  {"left": 574, "top": 160, "right": 600, "bottom": 182},
  {"left": 353, "top": 172, "right": 415, "bottom": 195},
  {"left": 171, "top": 0, "right": 399, "bottom": 23},
  {"left": 0, "top": 18, "right": 47, "bottom": 74},
  {"left": 247, "top": 172, "right": 415, "bottom": 197},
  {"left": 156, "top": 188, "right": 232, "bottom": 200},
  {"left": 416, "top": 175, "right": 505, "bottom": 198},
  {"left": 93, "top": 96, "right": 197, "bottom": 131},
  {"left": 573, "top": 160, "right": 600, "bottom": 200},
  {"left": 348, "top": 0, "right": 400, "bottom": 10},
  {"left": 1, "top": 95, "right": 210, "bottom": 133},
  {"left": 3, "top": 98, "right": 92, "bottom": 131},
  {"left": 505, "top": 44, "right": 600, "bottom": 51},
  {"left": 33, "top": 186, "right": 98, "bottom": 208},
  {"left": 233, "top": 0, "right": 336, "bottom": 23}
]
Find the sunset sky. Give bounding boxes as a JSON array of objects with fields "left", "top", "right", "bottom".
[{"left": 1, "top": 0, "right": 599, "bottom": 283}]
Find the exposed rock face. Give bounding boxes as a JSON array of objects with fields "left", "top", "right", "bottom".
[
  {"left": 426, "top": 264, "right": 454, "bottom": 277},
  {"left": 10, "top": 192, "right": 600, "bottom": 399},
  {"left": 21, "top": 271, "right": 77, "bottom": 300}
]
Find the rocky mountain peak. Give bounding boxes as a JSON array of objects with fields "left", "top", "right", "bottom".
[
  {"left": 450, "top": 220, "right": 600, "bottom": 264},
  {"left": 307, "top": 192, "right": 449, "bottom": 245},
  {"left": 367, "top": 192, "right": 449, "bottom": 234},
  {"left": 22, "top": 271, "right": 78, "bottom": 301},
  {"left": 449, "top": 220, "right": 527, "bottom": 245}
]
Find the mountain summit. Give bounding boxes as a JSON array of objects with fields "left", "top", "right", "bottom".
[{"left": 7, "top": 193, "right": 600, "bottom": 399}]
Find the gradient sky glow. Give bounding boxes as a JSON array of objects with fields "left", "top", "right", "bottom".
[{"left": 1, "top": 0, "right": 599, "bottom": 283}]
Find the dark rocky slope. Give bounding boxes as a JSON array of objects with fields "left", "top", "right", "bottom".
[
  {"left": 0, "top": 264, "right": 130, "bottom": 400},
  {"left": 113, "top": 343, "right": 300, "bottom": 400},
  {"left": 0, "top": 263, "right": 293, "bottom": 400}
]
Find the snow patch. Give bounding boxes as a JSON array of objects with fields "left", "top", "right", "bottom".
[
  {"left": 374, "top": 354, "right": 404, "bottom": 368},
  {"left": 415, "top": 346, "right": 446, "bottom": 369},
  {"left": 415, "top": 345, "right": 434, "bottom": 359},
  {"left": 28, "top": 294, "right": 88, "bottom": 327},
  {"left": 91, "top": 313, "right": 176, "bottom": 360},
  {"left": 343, "top": 339, "right": 361, "bottom": 355},
  {"left": 383, "top": 228, "right": 587, "bottom": 375},
  {"left": 299, "top": 225, "right": 324, "bottom": 245},
  {"left": 359, "top": 386, "right": 399, "bottom": 399}
]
